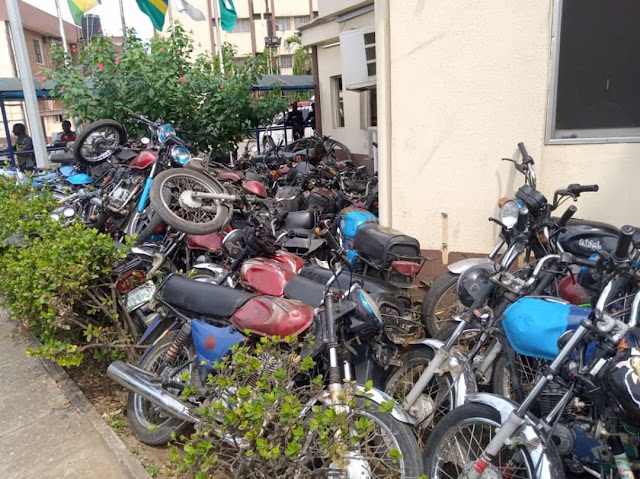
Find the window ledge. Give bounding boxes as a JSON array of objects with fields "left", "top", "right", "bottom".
[{"left": 547, "top": 136, "right": 640, "bottom": 145}]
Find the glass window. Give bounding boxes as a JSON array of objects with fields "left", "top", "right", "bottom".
[
  {"left": 33, "top": 39, "right": 43, "bottom": 64},
  {"left": 231, "top": 18, "right": 251, "bottom": 33},
  {"left": 280, "top": 55, "right": 292, "bottom": 69},
  {"left": 331, "top": 76, "right": 344, "bottom": 128},
  {"left": 548, "top": 0, "right": 640, "bottom": 142},
  {"left": 275, "top": 17, "right": 291, "bottom": 32},
  {"left": 294, "top": 16, "right": 310, "bottom": 28}
]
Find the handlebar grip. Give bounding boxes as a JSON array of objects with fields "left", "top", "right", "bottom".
[
  {"left": 573, "top": 256, "right": 598, "bottom": 269},
  {"left": 568, "top": 184, "right": 599, "bottom": 194},
  {"left": 614, "top": 225, "right": 635, "bottom": 260},
  {"left": 518, "top": 142, "right": 534, "bottom": 165},
  {"left": 555, "top": 205, "right": 577, "bottom": 228},
  {"left": 319, "top": 228, "right": 341, "bottom": 251}
]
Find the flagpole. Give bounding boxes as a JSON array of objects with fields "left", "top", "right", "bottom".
[
  {"left": 53, "top": 0, "right": 69, "bottom": 53},
  {"left": 118, "top": 0, "right": 127, "bottom": 35},
  {"left": 211, "top": 0, "right": 225, "bottom": 73},
  {"left": 6, "top": 0, "right": 48, "bottom": 168}
]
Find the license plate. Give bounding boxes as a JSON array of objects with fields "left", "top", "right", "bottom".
[{"left": 125, "top": 281, "right": 156, "bottom": 312}]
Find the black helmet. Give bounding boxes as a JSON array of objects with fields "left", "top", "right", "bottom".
[
  {"left": 599, "top": 329, "right": 640, "bottom": 426},
  {"left": 242, "top": 226, "right": 277, "bottom": 257},
  {"left": 457, "top": 263, "right": 497, "bottom": 308}
]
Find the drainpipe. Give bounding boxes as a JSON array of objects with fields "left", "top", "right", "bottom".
[{"left": 374, "top": 0, "right": 392, "bottom": 227}]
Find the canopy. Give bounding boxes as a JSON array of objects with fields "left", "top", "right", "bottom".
[{"left": 252, "top": 75, "right": 315, "bottom": 91}]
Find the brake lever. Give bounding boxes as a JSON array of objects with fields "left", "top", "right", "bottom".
[{"left": 489, "top": 217, "right": 508, "bottom": 229}]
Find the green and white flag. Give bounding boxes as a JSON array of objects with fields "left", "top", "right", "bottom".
[{"left": 219, "top": 0, "right": 237, "bottom": 32}]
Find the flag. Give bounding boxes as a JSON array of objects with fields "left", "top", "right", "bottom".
[
  {"left": 219, "top": 0, "right": 237, "bottom": 32},
  {"left": 174, "top": 0, "right": 205, "bottom": 21},
  {"left": 66, "top": 0, "right": 101, "bottom": 26},
  {"left": 135, "top": 0, "right": 168, "bottom": 31}
]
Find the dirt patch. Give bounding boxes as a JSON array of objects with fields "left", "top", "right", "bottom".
[{"left": 67, "top": 356, "right": 181, "bottom": 478}]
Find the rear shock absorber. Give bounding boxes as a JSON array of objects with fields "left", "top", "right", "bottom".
[
  {"left": 164, "top": 322, "right": 192, "bottom": 361},
  {"left": 101, "top": 172, "right": 113, "bottom": 188}
]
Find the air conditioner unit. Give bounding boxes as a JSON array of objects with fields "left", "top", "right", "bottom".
[
  {"left": 368, "top": 126, "right": 378, "bottom": 172},
  {"left": 339, "top": 27, "right": 376, "bottom": 91}
]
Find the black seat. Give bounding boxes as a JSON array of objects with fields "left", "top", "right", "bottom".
[
  {"left": 250, "top": 154, "right": 280, "bottom": 166},
  {"left": 156, "top": 274, "right": 255, "bottom": 317},
  {"left": 49, "top": 151, "right": 76, "bottom": 164},
  {"left": 283, "top": 275, "right": 326, "bottom": 307}
]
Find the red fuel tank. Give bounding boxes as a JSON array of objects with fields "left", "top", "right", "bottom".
[
  {"left": 216, "top": 169, "right": 242, "bottom": 182},
  {"left": 271, "top": 251, "right": 305, "bottom": 274},
  {"left": 231, "top": 296, "right": 314, "bottom": 338},
  {"left": 130, "top": 150, "right": 158, "bottom": 169},
  {"left": 558, "top": 274, "right": 593, "bottom": 306},
  {"left": 240, "top": 258, "right": 295, "bottom": 296},
  {"left": 243, "top": 180, "right": 267, "bottom": 198},
  {"left": 186, "top": 232, "right": 225, "bottom": 252}
]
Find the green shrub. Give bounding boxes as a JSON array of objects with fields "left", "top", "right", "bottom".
[{"left": 0, "top": 179, "right": 133, "bottom": 366}]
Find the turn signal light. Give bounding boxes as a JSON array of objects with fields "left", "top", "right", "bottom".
[{"left": 498, "top": 197, "right": 509, "bottom": 207}]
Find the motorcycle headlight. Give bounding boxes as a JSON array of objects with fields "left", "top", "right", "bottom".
[
  {"left": 63, "top": 206, "right": 75, "bottom": 218},
  {"left": 499, "top": 199, "right": 520, "bottom": 229},
  {"left": 170, "top": 145, "right": 191, "bottom": 165},
  {"left": 349, "top": 287, "right": 384, "bottom": 336},
  {"left": 157, "top": 124, "right": 176, "bottom": 144},
  {"left": 50, "top": 212, "right": 60, "bottom": 221}
]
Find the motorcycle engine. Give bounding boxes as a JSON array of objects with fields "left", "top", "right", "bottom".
[{"left": 105, "top": 176, "right": 144, "bottom": 213}]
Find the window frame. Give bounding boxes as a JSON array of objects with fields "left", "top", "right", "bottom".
[
  {"left": 331, "top": 76, "right": 345, "bottom": 128},
  {"left": 294, "top": 16, "right": 310, "bottom": 28},
  {"left": 33, "top": 39, "right": 43, "bottom": 65},
  {"left": 546, "top": 0, "right": 640, "bottom": 144},
  {"left": 279, "top": 54, "right": 292, "bottom": 69},
  {"left": 275, "top": 17, "right": 291, "bottom": 32},
  {"left": 231, "top": 18, "right": 251, "bottom": 33}
]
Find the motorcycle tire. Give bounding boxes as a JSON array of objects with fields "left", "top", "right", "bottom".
[
  {"left": 126, "top": 206, "right": 164, "bottom": 245},
  {"left": 323, "top": 138, "right": 353, "bottom": 163},
  {"left": 126, "top": 331, "right": 201, "bottom": 446},
  {"left": 423, "top": 402, "right": 565, "bottom": 479},
  {"left": 383, "top": 346, "right": 456, "bottom": 449},
  {"left": 73, "top": 119, "right": 127, "bottom": 166},
  {"left": 149, "top": 168, "right": 231, "bottom": 235},
  {"left": 421, "top": 271, "right": 461, "bottom": 337}
]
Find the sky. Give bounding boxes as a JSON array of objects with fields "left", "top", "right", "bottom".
[{"left": 24, "top": 0, "right": 154, "bottom": 40}]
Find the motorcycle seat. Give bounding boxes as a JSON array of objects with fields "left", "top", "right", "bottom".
[
  {"left": 156, "top": 273, "right": 255, "bottom": 318},
  {"left": 250, "top": 153, "right": 280, "bottom": 166},
  {"left": 283, "top": 275, "right": 327, "bottom": 307},
  {"left": 49, "top": 151, "right": 76, "bottom": 164}
]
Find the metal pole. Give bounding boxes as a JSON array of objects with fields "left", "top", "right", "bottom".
[
  {"left": 211, "top": 0, "right": 225, "bottom": 73},
  {"left": 6, "top": 0, "right": 48, "bottom": 168},
  {"left": 54, "top": 0, "right": 69, "bottom": 53},
  {"left": 0, "top": 96, "right": 16, "bottom": 167},
  {"left": 118, "top": 0, "right": 127, "bottom": 35}
]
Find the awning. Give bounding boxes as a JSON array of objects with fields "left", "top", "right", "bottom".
[{"left": 252, "top": 74, "right": 315, "bottom": 91}]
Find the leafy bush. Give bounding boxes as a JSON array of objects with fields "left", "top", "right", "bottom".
[
  {"left": 0, "top": 179, "right": 134, "bottom": 366},
  {"left": 171, "top": 336, "right": 407, "bottom": 478},
  {"left": 45, "top": 25, "right": 286, "bottom": 155}
]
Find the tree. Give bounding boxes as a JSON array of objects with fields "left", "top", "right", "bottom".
[
  {"left": 284, "top": 34, "right": 312, "bottom": 75},
  {"left": 45, "top": 25, "right": 286, "bottom": 154}
]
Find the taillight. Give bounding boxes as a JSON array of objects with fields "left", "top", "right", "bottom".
[{"left": 391, "top": 261, "right": 422, "bottom": 277}]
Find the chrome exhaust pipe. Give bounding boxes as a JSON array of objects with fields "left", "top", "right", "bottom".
[{"left": 107, "top": 361, "right": 200, "bottom": 424}]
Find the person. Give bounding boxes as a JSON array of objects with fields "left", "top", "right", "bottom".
[
  {"left": 306, "top": 102, "right": 316, "bottom": 131},
  {"left": 285, "top": 101, "right": 304, "bottom": 140},
  {"left": 11, "top": 123, "right": 35, "bottom": 171},
  {"left": 55, "top": 120, "right": 76, "bottom": 146}
]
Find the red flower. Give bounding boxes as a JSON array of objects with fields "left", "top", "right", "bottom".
[
  {"left": 115, "top": 57, "right": 121, "bottom": 65},
  {"left": 176, "top": 50, "right": 182, "bottom": 55},
  {"left": 38, "top": 76, "right": 46, "bottom": 83},
  {"left": 70, "top": 44, "right": 77, "bottom": 52},
  {"left": 178, "top": 77, "right": 186, "bottom": 83},
  {"left": 159, "top": 47, "right": 165, "bottom": 52},
  {"left": 219, "top": 84, "right": 224, "bottom": 89},
  {"left": 97, "top": 63, "right": 104, "bottom": 70}
]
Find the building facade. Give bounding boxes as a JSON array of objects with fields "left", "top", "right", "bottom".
[
  {"left": 0, "top": 0, "right": 80, "bottom": 147},
  {"left": 164, "top": 0, "right": 317, "bottom": 75},
  {"left": 302, "top": 0, "right": 640, "bottom": 266}
]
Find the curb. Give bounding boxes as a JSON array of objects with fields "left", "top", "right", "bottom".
[{"left": 23, "top": 333, "right": 152, "bottom": 479}]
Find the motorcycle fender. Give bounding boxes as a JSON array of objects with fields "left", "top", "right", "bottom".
[
  {"left": 299, "top": 387, "right": 417, "bottom": 426},
  {"left": 447, "top": 257, "right": 492, "bottom": 274},
  {"left": 465, "top": 393, "right": 563, "bottom": 479},
  {"left": 408, "top": 338, "right": 478, "bottom": 407}
]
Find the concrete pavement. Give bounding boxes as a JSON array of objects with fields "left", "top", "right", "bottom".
[{"left": 0, "top": 311, "right": 150, "bottom": 479}]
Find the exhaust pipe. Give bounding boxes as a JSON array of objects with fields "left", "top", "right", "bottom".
[{"left": 107, "top": 361, "right": 200, "bottom": 424}]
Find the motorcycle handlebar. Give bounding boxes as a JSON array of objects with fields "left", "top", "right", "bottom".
[
  {"left": 518, "top": 142, "right": 534, "bottom": 165},
  {"left": 568, "top": 183, "right": 599, "bottom": 195},
  {"left": 614, "top": 225, "right": 635, "bottom": 260},
  {"left": 555, "top": 205, "right": 577, "bottom": 228}
]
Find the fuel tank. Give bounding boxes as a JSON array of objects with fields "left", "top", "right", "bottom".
[
  {"left": 231, "top": 296, "right": 314, "bottom": 338},
  {"left": 130, "top": 150, "right": 158, "bottom": 170},
  {"left": 240, "top": 258, "right": 295, "bottom": 296},
  {"left": 271, "top": 251, "right": 305, "bottom": 274},
  {"left": 558, "top": 218, "right": 620, "bottom": 258}
]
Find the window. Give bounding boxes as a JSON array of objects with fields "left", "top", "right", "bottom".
[
  {"left": 548, "top": 0, "right": 640, "bottom": 142},
  {"left": 364, "top": 32, "right": 376, "bottom": 77},
  {"left": 279, "top": 55, "right": 292, "bottom": 69},
  {"left": 231, "top": 18, "right": 250, "bottom": 33},
  {"left": 275, "top": 17, "right": 291, "bottom": 32},
  {"left": 294, "top": 16, "right": 310, "bottom": 28},
  {"left": 360, "top": 88, "right": 377, "bottom": 129},
  {"left": 369, "top": 87, "right": 377, "bottom": 127},
  {"left": 313, "top": 11, "right": 319, "bottom": 18},
  {"left": 33, "top": 39, "right": 43, "bottom": 64},
  {"left": 331, "top": 76, "right": 344, "bottom": 128}
]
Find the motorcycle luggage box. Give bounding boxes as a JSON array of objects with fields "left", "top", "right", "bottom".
[{"left": 354, "top": 223, "right": 421, "bottom": 267}]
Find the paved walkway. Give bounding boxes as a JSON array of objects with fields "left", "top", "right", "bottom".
[{"left": 0, "top": 312, "right": 149, "bottom": 479}]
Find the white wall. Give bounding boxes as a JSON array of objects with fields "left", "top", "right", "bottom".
[{"left": 0, "top": 22, "right": 14, "bottom": 77}]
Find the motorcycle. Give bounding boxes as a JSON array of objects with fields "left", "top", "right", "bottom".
[
  {"left": 107, "top": 254, "right": 423, "bottom": 476},
  {"left": 422, "top": 226, "right": 639, "bottom": 479},
  {"left": 421, "top": 142, "right": 604, "bottom": 337}
]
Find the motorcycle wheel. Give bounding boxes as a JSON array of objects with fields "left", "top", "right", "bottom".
[
  {"left": 383, "top": 347, "right": 456, "bottom": 450},
  {"left": 126, "top": 331, "right": 200, "bottom": 446},
  {"left": 73, "top": 120, "right": 127, "bottom": 166},
  {"left": 323, "top": 138, "right": 352, "bottom": 163},
  {"left": 262, "top": 134, "right": 276, "bottom": 152},
  {"left": 423, "top": 403, "right": 564, "bottom": 478},
  {"left": 299, "top": 397, "right": 423, "bottom": 478},
  {"left": 149, "top": 168, "right": 231, "bottom": 235},
  {"left": 126, "top": 206, "right": 164, "bottom": 245},
  {"left": 491, "top": 354, "right": 545, "bottom": 402},
  {"left": 421, "top": 272, "right": 463, "bottom": 337}
]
